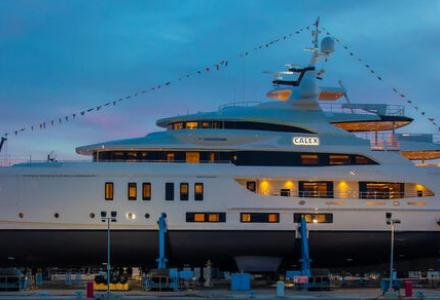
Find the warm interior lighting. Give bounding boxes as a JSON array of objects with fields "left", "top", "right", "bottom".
[
  {"left": 300, "top": 154, "right": 319, "bottom": 165},
  {"left": 241, "top": 213, "right": 251, "bottom": 222},
  {"left": 185, "top": 121, "right": 198, "bottom": 129},
  {"left": 266, "top": 89, "right": 292, "bottom": 101},
  {"left": 259, "top": 180, "right": 271, "bottom": 195},
  {"left": 332, "top": 120, "right": 411, "bottom": 132},
  {"left": 166, "top": 153, "right": 175, "bottom": 162},
  {"left": 337, "top": 181, "right": 349, "bottom": 198},
  {"left": 283, "top": 180, "right": 294, "bottom": 189},
  {"left": 268, "top": 213, "right": 279, "bottom": 223},
  {"left": 186, "top": 152, "right": 200, "bottom": 163},
  {"left": 208, "top": 213, "right": 220, "bottom": 222},
  {"left": 194, "top": 213, "right": 205, "bottom": 222}
]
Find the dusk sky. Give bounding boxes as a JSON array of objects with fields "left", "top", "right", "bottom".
[{"left": 1, "top": 0, "right": 440, "bottom": 161}]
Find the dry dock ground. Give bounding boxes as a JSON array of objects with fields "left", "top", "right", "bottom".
[{"left": 0, "top": 288, "right": 440, "bottom": 299}]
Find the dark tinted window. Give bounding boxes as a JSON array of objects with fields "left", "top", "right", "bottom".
[{"left": 165, "top": 182, "right": 174, "bottom": 201}]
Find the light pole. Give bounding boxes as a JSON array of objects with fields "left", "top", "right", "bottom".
[
  {"left": 101, "top": 211, "right": 117, "bottom": 299},
  {"left": 386, "top": 217, "right": 401, "bottom": 294}
]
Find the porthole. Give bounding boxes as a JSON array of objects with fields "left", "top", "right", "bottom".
[
  {"left": 127, "top": 212, "right": 136, "bottom": 220},
  {"left": 90, "top": 213, "right": 96, "bottom": 219},
  {"left": 144, "top": 213, "right": 150, "bottom": 219},
  {"left": 54, "top": 213, "right": 60, "bottom": 218},
  {"left": 299, "top": 200, "right": 306, "bottom": 205},
  {"left": 18, "top": 212, "right": 24, "bottom": 219}
]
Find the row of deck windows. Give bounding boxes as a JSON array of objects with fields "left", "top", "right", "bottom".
[
  {"left": 105, "top": 182, "right": 203, "bottom": 201},
  {"left": 246, "top": 180, "right": 429, "bottom": 199},
  {"left": 185, "top": 212, "right": 333, "bottom": 223},
  {"left": 167, "top": 120, "right": 314, "bottom": 134},
  {"left": 95, "top": 150, "right": 377, "bottom": 166}
]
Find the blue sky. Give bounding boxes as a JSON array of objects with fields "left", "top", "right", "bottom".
[{"left": 1, "top": 0, "right": 440, "bottom": 160}]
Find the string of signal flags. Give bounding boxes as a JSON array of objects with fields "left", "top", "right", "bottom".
[
  {"left": 2, "top": 26, "right": 307, "bottom": 139},
  {"left": 320, "top": 26, "right": 440, "bottom": 132}
]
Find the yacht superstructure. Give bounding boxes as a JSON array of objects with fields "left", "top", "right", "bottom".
[{"left": 1, "top": 21, "right": 440, "bottom": 271}]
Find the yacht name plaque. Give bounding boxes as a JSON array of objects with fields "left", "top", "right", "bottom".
[{"left": 292, "top": 136, "right": 320, "bottom": 146}]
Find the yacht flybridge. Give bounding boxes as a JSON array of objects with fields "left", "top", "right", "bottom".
[{"left": 1, "top": 21, "right": 440, "bottom": 272}]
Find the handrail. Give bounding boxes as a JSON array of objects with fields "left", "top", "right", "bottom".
[
  {"left": 218, "top": 101, "right": 262, "bottom": 111},
  {"left": 265, "top": 190, "right": 428, "bottom": 199},
  {"left": 320, "top": 103, "right": 405, "bottom": 116}
]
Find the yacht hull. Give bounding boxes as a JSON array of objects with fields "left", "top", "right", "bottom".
[{"left": 0, "top": 230, "right": 438, "bottom": 271}]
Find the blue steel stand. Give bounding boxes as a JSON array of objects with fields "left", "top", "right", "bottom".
[
  {"left": 299, "top": 216, "right": 311, "bottom": 277},
  {"left": 156, "top": 213, "right": 168, "bottom": 269}
]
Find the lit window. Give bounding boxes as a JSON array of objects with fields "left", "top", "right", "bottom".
[
  {"left": 142, "top": 183, "right": 151, "bottom": 200},
  {"left": 208, "top": 152, "right": 216, "bottom": 163},
  {"left": 240, "top": 212, "right": 280, "bottom": 223},
  {"left": 194, "top": 183, "right": 204, "bottom": 201},
  {"left": 128, "top": 183, "right": 137, "bottom": 200},
  {"left": 208, "top": 213, "right": 220, "bottom": 222},
  {"left": 166, "top": 153, "right": 175, "bottom": 162},
  {"left": 180, "top": 183, "right": 189, "bottom": 201},
  {"left": 268, "top": 213, "right": 279, "bottom": 223},
  {"left": 186, "top": 152, "right": 200, "bottom": 163},
  {"left": 173, "top": 122, "right": 183, "bottom": 130},
  {"left": 329, "top": 155, "right": 350, "bottom": 165},
  {"left": 241, "top": 213, "right": 251, "bottom": 223},
  {"left": 300, "top": 154, "right": 319, "bottom": 165},
  {"left": 299, "top": 181, "right": 333, "bottom": 198},
  {"left": 201, "top": 122, "right": 210, "bottom": 128},
  {"left": 185, "top": 121, "right": 198, "bottom": 129},
  {"left": 105, "top": 182, "right": 114, "bottom": 200},
  {"left": 294, "top": 213, "right": 333, "bottom": 224},
  {"left": 186, "top": 212, "right": 226, "bottom": 223},
  {"left": 194, "top": 213, "right": 205, "bottom": 222}
]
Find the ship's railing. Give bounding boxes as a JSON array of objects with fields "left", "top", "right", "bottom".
[
  {"left": 218, "top": 101, "right": 262, "bottom": 111},
  {"left": 0, "top": 158, "right": 232, "bottom": 167},
  {"left": 353, "top": 132, "right": 401, "bottom": 151},
  {"left": 266, "top": 190, "right": 426, "bottom": 199},
  {"left": 320, "top": 103, "right": 405, "bottom": 116}
]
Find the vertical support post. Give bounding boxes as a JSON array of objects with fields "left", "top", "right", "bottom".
[
  {"left": 107, "top": 217, "right": 111, "bottom": 299},
  {"left": 299, "top": 216, "right": 311, "bottom": 277},
  {"left": 157, "top": 213, "right": 168, "bottom": 269},
  {"left": 389, "top": 222, "right": 394, "bottom": 291}
]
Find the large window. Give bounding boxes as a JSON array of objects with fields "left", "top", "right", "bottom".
[
  {"left": 95, "top": 150, "right": 378, "bottom": 166},
  {"left": 294, "top": 213, "right": 333, "bottom": 224},
  {"left": 186, "top": 212, "right": 226, "bottom": 223},
  {"left": 105, "top": 182, "right": 114, "bottom": 200},
  {"left": 194, "top": 183, "right": 204, "bottom": 201},
  {"left": 168, "top": 120, "right": 314, "bottom": 133},
  {"left": 142, "top": 183, "right": 151, "bottom": 200},
  {"left": 128, "top": 182, "right": 137, "bottom": 200},
  {"left": 299, "top": 181, "right": 334, "bottom": 198},
  {"left": 359, "top": 182, "right": 404, "bottom": 199},
  {"left": 240, "top": 212, "right": 279, "bottom": 223},
  {"left": 165, "top": 182, "right": 174, "bottom": 200},
  {"left": 180, "top": 183, "right": 189, "bottom": 201}
]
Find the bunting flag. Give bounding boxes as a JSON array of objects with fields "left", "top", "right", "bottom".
[
  {"left": 321, "top": 26, "right": 440, "bottom": 132},
  {"left": 2, "top": 25, "right": 307, "bottom": 138}
]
